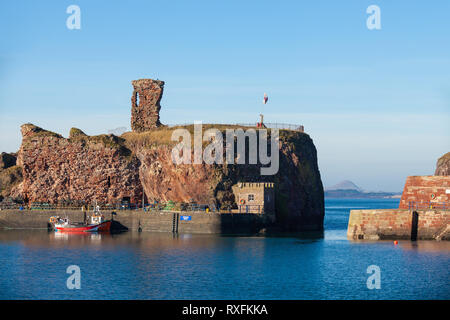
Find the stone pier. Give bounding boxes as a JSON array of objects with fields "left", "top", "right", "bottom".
[
  {"left": 347, "top": 209, "right": 450, "bottom": 240},
  {"left": 0, "top": 209, "right": 267, "bottom": 234}
]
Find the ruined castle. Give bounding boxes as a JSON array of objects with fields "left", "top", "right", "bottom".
[
  {"left": 0, "top": 79, "right": 325, "bottom": 232},
  {"left": 131, "top": 79, "right": 165, "bottom": 132}
]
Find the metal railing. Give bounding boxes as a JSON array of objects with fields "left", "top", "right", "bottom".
[
  {"left": 0, "top": 202, "right": 140, "bottom": 211},
  {"left": 408, "top": 201, "right": 448, "bottom": 210},
  {"left": 0, "top": 201, "right": 219, "bottom": 212},
  {"left": 0, "top": 203, "right": 26, "bottom": 210},
  {"left": 236, "top": 123, "right": 304, "bottom": 132},
  {"left": 0, "top": 201, "right": 268, "bottom": 214},
  {"left": 166, "top": 123, "right": 305, "bottom": 132}
]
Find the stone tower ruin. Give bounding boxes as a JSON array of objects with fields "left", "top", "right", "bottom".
[{"left": 131, "top": 79, "right": 165, "bottom": 132}]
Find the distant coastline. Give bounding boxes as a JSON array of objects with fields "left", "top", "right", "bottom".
[
  {"left": 324, "top": 189, "right": 401, "bottom": 199},
  {"left": 324, "top": 180, "right": 401, "bottom": 199}
]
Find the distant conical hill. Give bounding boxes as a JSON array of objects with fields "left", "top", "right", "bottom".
[
  {"left": 325, "top": 180, "right": 363, "bottom": 192},
  {"left": 325, "top": 180, "right": 400, "bottom": 199}
]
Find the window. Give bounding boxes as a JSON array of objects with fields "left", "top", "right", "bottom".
[
  {"left": 248, "top": 194, "right": 254, "bottom": 201},
  {"left": 136, "top": 92, "right": 140, "bottom": 106}
]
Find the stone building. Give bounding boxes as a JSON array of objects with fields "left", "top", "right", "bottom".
[
  {"left": 131, "top": 79, "right": 165, "bottom": 132},
  {"left": 232, "top": 182, "right": 275, "bottom": 214}
]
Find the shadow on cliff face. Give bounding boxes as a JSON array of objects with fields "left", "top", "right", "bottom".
[{"left": 213, "top": 131, "right": 325, "bottom": 234}]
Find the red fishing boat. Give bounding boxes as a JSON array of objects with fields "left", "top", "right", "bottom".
[{"left": 49, "top": 206, "right": 111, "bottom": 233}]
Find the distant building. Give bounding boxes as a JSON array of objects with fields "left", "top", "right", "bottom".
[{"left": 232, "top": 182, "right": 275, "bottom": 214}]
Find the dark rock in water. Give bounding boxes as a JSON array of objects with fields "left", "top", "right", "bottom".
[{"left": 435, "top": 152, "right": 450, "bottom": 176}]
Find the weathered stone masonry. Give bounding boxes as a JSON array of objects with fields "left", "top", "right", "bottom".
[
  {"left": 348, "top": 173, "right": 449, "bottom": 240},
  {"left": 131, "top": 79, "right": 165, "bottom": 132},
  {"left": 347, "top": 209, "right": 449, "bottom": 240},
  {"left": 399, "top": 176, "right": 449, "bottom": 209}
]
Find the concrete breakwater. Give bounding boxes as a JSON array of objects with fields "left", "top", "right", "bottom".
[
  {"left": 0, "top": 209, "right": 268, "bottom": 234},
  {"left": 347, "top": 209, "right": 450, "bottom": 240}
]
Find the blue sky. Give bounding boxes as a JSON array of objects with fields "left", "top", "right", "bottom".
[{"left": 1, "top": 0, "right": 449, "bottom": 191}]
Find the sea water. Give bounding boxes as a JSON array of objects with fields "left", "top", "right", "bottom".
[{"left": 0, "top": 198, "right": 448, "bottom": 299}]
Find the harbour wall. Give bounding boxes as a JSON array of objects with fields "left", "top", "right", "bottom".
[
  {"left": 0, "top": 209, "right": 267, "bottom": 234},
  {"left": 399, "top": 176, "right": 449, "bottom": 209},
  {"left": 347, "top": 209, "right": 450, "bottom": 240}
]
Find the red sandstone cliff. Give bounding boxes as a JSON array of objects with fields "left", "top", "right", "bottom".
[
  {"left": 136, "top": 146, "right": 220, "bottom": 204},
  {"left": 7, "top": 123, "right": 324, "bottom": 231},
  {"left": 1, "top": 78, "right": 325, "bottom": 231},
  {"left": 435, "top": 152, "right": 450, "bottom": 176},
  {"left": 0, "top": 152, "right": 22, "bottom": 202},
  {"left": 15, "top": 124, "right": 143, "bottom": 205},
  {"left": 122, "top": 127, "right": 324, "bottom": 231}
]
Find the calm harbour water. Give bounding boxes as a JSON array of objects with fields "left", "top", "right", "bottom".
[{"left": 0, "top": 198, "right": 449, "bottom": 300}]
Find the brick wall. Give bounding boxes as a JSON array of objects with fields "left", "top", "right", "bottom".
[{"left": 399, "top": 176, "right": 450, "bottom": 209}]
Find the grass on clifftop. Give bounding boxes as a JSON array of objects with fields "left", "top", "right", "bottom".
[
  {"left": 69, "top": 127, "right": 87, "bottom": 138},
  {"left": 437, "top": 152, "right": 450, "bottom": 162},
  {"left": 69, "top": 133, "right": 132, "bottom": 157},
  {"left": 122, "top": 124, "right": 306, "bottom": 150},
  {"left": 122, "top": 124, "right": 252, "bottom": 149},
  {"left": 21, "top": 123, "right": 308, "bottom": 160},
  {"left": 22, "top": 124, "right": 63, "bottom": 139}
]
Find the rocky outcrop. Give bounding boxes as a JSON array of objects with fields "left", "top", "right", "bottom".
[
  {"left": 435, "top": 152, "right": 450, "bottom": 176},
  {"left": 9, "top": 123, "right": 324, "bottom": 230},
  {"left": 126, "top": 128, "right": 324, "bottom": 231},
  {"left": 16, "top": 124, "right": 143, "bottom": 205},
  {"left": 2, "top": 78, "right": 325, "bottom": 231},
  {"left": 0, "top": 152, "right": 17, "bottom": 170},
  {"left": 136, "top": 146, "right": 221, "bottom": 205},
  {"left": 0, "top": 153, "right": 22, "bottom": 202},
  {"left": 131, "top": 79, "right": 164, "bottom": 132}
]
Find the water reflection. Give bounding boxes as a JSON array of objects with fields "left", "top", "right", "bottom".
[
  {"left": 0, "top": 229, "right": 448, "bottom": 300},
  {"left": 0, "top": 229, "right": 448, "bottom": 253},
  {"left": 399, "top": 240, "right": 450, "bottom": 252}
]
